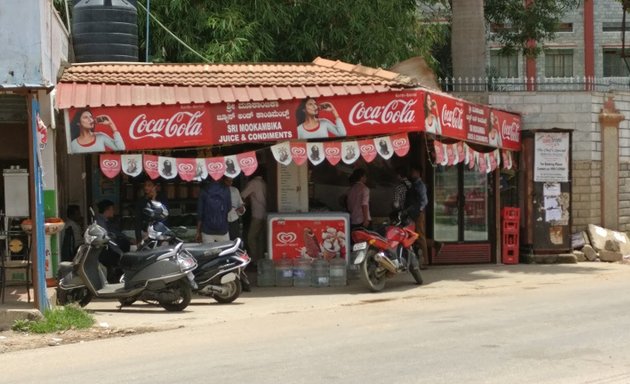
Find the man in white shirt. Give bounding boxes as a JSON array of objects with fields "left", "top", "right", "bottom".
[
  {"left": 241, "top": 168, "right": 267, "bottom": 263},
  {"left": 223, "top": 176, "right": 246, "bottom": 240}
]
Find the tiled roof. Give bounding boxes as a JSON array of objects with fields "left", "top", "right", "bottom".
[{"left": 56, "top": 57, "right": 416, "bottom": 109}]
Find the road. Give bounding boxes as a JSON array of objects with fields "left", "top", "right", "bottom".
[{"left": 3, "top": 263, "right": 630, "bottom": 384}]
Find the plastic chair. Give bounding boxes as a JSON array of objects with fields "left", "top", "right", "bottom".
[{"left": 0, "top": 232, "right": 32, "bottom": 304}]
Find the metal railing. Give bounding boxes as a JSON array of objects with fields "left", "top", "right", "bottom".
[{"left": 438, "top": 76, "right": 630, "bottom": 93}]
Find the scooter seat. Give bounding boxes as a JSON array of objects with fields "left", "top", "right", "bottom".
[
  {"left": 184, "top": 241, "right": 238, "bottom": 262},
  {"left": 119, "top": 247, "right": 174, "bottom": 270}
]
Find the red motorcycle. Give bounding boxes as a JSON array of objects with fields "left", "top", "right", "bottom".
[{"left": 350, "top": 212, "right": 423, "bottom": 292}]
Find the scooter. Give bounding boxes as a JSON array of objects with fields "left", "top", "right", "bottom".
[
  {"left": 350, "top": 210, "right": 423, "bottom": 292},
  {"left": 56, "top": 220, "right": 198, "bottom": 312},
  {"left": 138, "top": 201, "right": 251, "bottom": 304}
]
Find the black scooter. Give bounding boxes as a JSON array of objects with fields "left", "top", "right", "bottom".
[
  {"left": 56, "top": 221, "right": 198, "bottom": 312},
  {"left": 139, "top": 201, "right": 251, "bottom": 304}
]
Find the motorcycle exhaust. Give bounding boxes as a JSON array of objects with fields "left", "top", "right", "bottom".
[
  {"left": 198, "top": 284, "right": 230, "bottom": 296},
  {"left": 374, "top": 252, "right": 398, "bottom": 274}
]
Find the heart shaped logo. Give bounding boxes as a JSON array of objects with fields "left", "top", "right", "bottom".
[
  {"left": 207, "top": 162, "right": 224, "bottom": 172},
  {"left": 360, "top": 144, "right": 374, "bottom": 152},
  {"left": 291, "top": 147, "right": 306, "bottom": 156},
  {"left": 206, "top": 157, "right": 226, "bottom": 180},
  {"left": 324, "top": 142, "right": 342, "bottom": 166},
  {"left": 358, "top": 139, "right": 377, "bottom": 163},
  {"left": 178, "top": 163, "right": 194, "bottom": 172},
  {"left": 277, "top": 232, "right": 297, "bottom": 244},
  {"left": 176, "top": 158, "right": 197, "bottom": 181},
  {"left": 100, "top": 154, "right": 121, "bottom": 179},
  {"left": 325, "top": 147, "right": 340, "bottom": 156},
  {"left": 143, "top": 155, "right": 160, "bottom": 180},
  {"left": 392, "top": 138, "right": 407, "bottom": 148},
  {"left": 237, "top": 151, "right": 258, "bottom": 176},
  {"left": 240, "top": 158, "right": 255, "bottom": 167},
  {"left": 146, "top": 160, "right": 158, "bottom": 170},
  {"left": 290, "top": 142, "right": 307, "bottom": 166},
  {"left": 102, "top": 160, "right": 119, "bottom": 169}
]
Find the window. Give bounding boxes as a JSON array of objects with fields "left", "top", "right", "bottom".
[
  {"left": 545, "top": 49, "right": 574, "bottom": 77},
  {"left": 557, "top": 23, "right": 573, "bottom": 32},
  {"left": 490, "top": 50, "right": 518, "bottom": 78},
  {"left": 603, "top": 22, "right": 630, "bottom": 32},
  {"left": 603, "top": 49, "right": 630, "bottom": 77}
]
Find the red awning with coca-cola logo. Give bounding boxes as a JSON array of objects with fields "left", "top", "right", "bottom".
[{"left": 63, "top": 89, "right": 520, "bottom": 154}]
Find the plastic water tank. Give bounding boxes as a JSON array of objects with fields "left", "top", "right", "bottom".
[
  {"left": 329, "top": 257, "right": 347, "bottom": 287},
  {"left": 293, "top": 258, "right": 312, "bottom": 287},
  {"left": 274, "top": 257, "right": 293, "bottom": 287},
  {"left": 72, "top": 0, "right": 139, "bottom": 62},
  {"left": 256, "top": 258, "right": 275, "bottom": 287}
]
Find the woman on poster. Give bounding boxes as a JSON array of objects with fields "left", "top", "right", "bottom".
[
  {"left": 69, "top": 108, "right": 126, "bottom": 153},
  {"left": 424, "top": 93, "right": 442, "bottom": 135},
  {"left": 296, "top": 97, "right": 347, "bottom": 139}
]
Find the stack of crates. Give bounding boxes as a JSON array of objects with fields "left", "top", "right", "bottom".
[{"left": 501, "top": 207, "right": 520, "bottom": 264}]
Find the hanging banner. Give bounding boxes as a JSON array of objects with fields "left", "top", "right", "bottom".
[
  {"left": 121, "top": 154, "right": 142, "bottom": 177},
  {"left": 224, "top": 155, "right": 242, "bottom": 178},
  {"left": 434, "top": 141, "right": 444, "bottom": 165},
  {"left": 237, "top": 151, "right": 259, "bottom": 176},
  {"left": 143, "top": 155, "right": 160, "bottom": 180},
  {"left": 307, "top": 142, "right": 326, "bottom": 166},
  {"left": 271, "top": 142, "right": 292, "bottom": 166},
  {"left": 206, "top": 156, "right": 226, "bottom": 181},
  {"left": 534, "top": 132, "right": 569, "bottom": 182},
  {"left": 100, "top": 154, "right": 121, "bottom": 179},
  {"left": 446, "top": 144, "right": 456, "bottom": 166},
  {"left": 290, "top": 142, "right": 308, "bottom": 166},
  {"left": 478, "top": 153, "right": 487, "bottom": 173},
  {"left": 375, "top": 136, "right": 394, "bottom": 160},
  {"left": 391, "top": 133, "right": 410, "bottom": 157},
  {"left": 358, "top": 139, "right": 378, "bottom": 163},
  {"left": 194, "top": 158, "right": 208, "bottom": 180},
  {"left": 341, "top": 141, "right": 360, "bottom": 165},
  {"left": 158, "top": 156, "right": 177, "bottom": 179},
  {"left": 490, "top": 109, "right": 521, "bottom": 151},
  {"left": 176, "top": 158, "right": 197, "bottom": 181},
  {"left": 502, "top": 150, "right": 513, "bottom": 170},
  {"left": 324, "top": 141, "right": 342, "bottom": 166}
]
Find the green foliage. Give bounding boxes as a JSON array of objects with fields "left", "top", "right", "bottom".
[
  {"left": 484, "top": 0, "right": 581, "bottom": 57},
  {"left": 11, "top": 305, "right": 95, "bottom": 334},
  {"left": 137, "top": 0, "right": 447, "bottom": 67}
]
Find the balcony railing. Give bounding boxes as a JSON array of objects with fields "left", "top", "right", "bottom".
[{"left": 438, "top": 76, "right": 630, "bottom": 93}]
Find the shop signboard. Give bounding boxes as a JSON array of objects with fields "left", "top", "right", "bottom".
[
  {"left": 267, "top": 213, "right": 350, "bottom": 261},
  {"left": 63, "top": 91, "right": 421, "bottom": 154}
]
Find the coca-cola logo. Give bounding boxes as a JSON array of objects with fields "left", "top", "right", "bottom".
[
  {"left": 277, "top": 232, "right": 297, "bottom": 244},
  {"left": 441, "top": 105, "right": 464, "bottom": 130},
  {"left": 177, "top": 163, "right": 194, "bottom": 173},
  {"left": 349, "top": 99, "right": 416, "bottom": 126},
  {"left": 325, "top": 147, "right": 340, "bottom": 156},
  {"left": 291, "top": 147, "right": 306, "bottom": 156},
  {"left": 360, "top": 144, "right": 375, "bottom": 152},
  {"left": 239, "top": 157, "right": 256, "bottom": 167},
  {"left": 129, "top": 111, "right": 205, "bottom": 140},
  {"left": 102, "top": 160, "right": 119, "bottom": 169},
  {"left": 145, "top": 160, "right": 158, "bottom": 170},
  {"left": 392, "top": 138, "right": 407, "bottom": 149},
  {"left": 501, "top": 120, "right": 520, "bottom": 142}
]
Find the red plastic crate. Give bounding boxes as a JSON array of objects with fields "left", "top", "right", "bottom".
[
  {"left": 503, "top": 232, "right": 518, "bottom": 246},
  {"left": 501, "top": 207, "right": 520, "bottom": 221},
  {"left": 502, "top": 247, "right": 518, "bottom": 264},
  {"left": 502, "top": 220, "right": 519, "bottom": 233}
]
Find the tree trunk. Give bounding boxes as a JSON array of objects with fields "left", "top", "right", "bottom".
[{"left": 451, "top": 0, "right": 486, "bottom": 84}]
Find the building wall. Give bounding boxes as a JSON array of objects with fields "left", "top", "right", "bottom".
[{"left": 488, "top": 91, "right": 630, "bottom": 232}]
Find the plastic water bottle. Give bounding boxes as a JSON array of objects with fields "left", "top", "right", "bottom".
[
  {"left": 256, "top": 257, "right": 275, "bottom": 287},
  {"left": 275, "top": 254, "right": 293, "bottom": 287},
  {"left": 293, "top": 257, "right": 312, "bottom": 287},
  {"left": 329, "top": 256, "right": 347, "bottom": 287},
  {"left": 311, "top": 257, "right": 330, "bottom": 287}
]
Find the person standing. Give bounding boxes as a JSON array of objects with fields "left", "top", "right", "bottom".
[
  {"left": 196, "top": 179, "right": 231, "bottom": 243},
  {"left": 60, "top": 204, "right": 84, "bottom": 262},
  {"left": 135, "top": 179, "right": 168, "bottom": 244},
  {"left": 408, "top": 167, "right": 441, "bottom": 268},
  {"left": 392, "top": 166, "right": 412, "bottom": 212},
  {"left": 346, "top": 168, "right": 371, "bottom": 230},
  {"left": 241, "top": 167, "right": 267, "bottom": 262},
  {"left": 223, "top": 176, "right": 246, "bottom": 240}
]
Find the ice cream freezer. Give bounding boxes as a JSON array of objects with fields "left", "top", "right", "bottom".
[{"left": 267, "top": 212, "right": 350, "bottom": 262}]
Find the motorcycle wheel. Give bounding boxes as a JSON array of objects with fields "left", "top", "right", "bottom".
[
  {"left": 408, "top": 249, "right": 423, "bottom": 285},
  {"left": 56, "top": 287, "right": 93, "bottom": 307},
  {"left": 360, "top": 249, "right": 387, "bottom": 292},
  {"left": 159, "top": 279, "right": 192, "bottom": 312},
  {"left": 213, "top": 280, "right": 242, "bottom": 304}
]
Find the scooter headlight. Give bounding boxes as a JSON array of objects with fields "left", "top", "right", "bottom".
[{"left": 177, "top": 254, "right": 197, "bottom": 272}]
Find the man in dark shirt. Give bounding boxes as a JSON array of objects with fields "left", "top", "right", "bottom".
[{"left": 196, "top": 180, "right": 231, "bottom": 243}]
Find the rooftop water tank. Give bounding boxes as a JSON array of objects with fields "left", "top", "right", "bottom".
[{"left": 72, "top": 0, "right": 138, "bottom": 62}]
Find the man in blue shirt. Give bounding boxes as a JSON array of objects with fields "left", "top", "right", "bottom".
[{"left": 196, "top": 180, "right": 231, "bottom": 243}]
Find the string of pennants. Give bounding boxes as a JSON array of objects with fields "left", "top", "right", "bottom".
[
  {"left": 433, "top": 139, "right": 514, "bottom": 173},
  {"left": 99, "top": 133, "right": 411, "bottom": 180}
]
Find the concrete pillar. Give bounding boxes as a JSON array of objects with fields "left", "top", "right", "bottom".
[{"left": 599, "top": 94, "right": 625, "bottom": 229}]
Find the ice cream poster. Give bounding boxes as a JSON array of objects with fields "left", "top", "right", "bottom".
[{"left": 268, "top": 214, "right": 350, "bottom": 261}]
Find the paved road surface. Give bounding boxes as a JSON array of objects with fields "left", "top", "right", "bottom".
[{"left": 3, "top": 263, "right": 630, "bottom": 384}]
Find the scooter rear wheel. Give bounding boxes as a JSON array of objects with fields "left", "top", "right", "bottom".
[
  {"left": 213, "top": 280, "right": 242, "bottom": 304},
  {"left": 159, "top": 279, "right": 192, "bottom": 312}
]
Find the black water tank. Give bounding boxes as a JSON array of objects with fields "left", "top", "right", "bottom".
[{"left": 72, "top": 0, "right": 138, "bottom": 62}]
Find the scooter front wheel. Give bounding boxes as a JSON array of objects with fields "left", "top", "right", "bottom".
[
  {"left": 159, "top": 278, "right": 192, "bottom": 312},
  {"left": 57, "top": 287, "right": 93, "bottom": 307}
]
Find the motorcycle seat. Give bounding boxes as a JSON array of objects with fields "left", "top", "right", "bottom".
[
  {"left": 184, "top": 241, "right": 238, "bottom": 261},
  {"left": 119, "top": 247, "right": 174, "bottom": 270}
]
